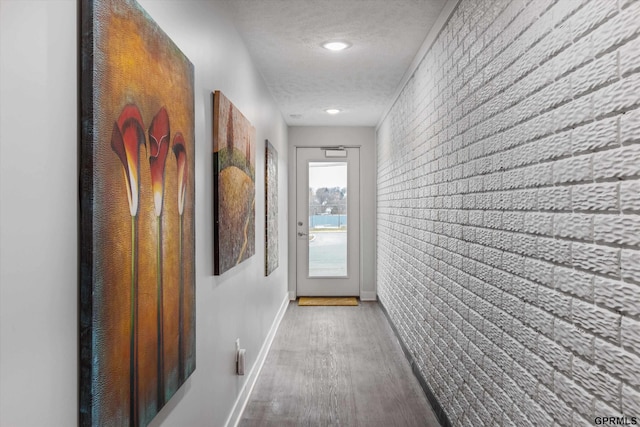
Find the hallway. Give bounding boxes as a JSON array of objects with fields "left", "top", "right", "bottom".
[
  {"left": 3, "top": 1, "right": 640, "bottom": 426},
  {"left": 239, "top": 302, "right": 441, "bottom": 427}
]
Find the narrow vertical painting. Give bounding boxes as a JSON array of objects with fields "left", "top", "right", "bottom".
[
  {"left": 212, "top": 91, "right": 256, "bottom": 275},
  {"left": 265, "top": 140, "right": 279, "bottom": 276},
  {"left": 79, "top": 1, "right": 196, "bottom": 426}
]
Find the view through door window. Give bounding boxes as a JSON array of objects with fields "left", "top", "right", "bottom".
[{"left": 308, "top": 162, "right": 347, "bottom": 277}]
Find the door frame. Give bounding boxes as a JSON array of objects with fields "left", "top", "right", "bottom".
[
  {"left": 295, "top": 147, "right": 360, "bottom": 296},
  {"left": 291, "top": 145, "right": 364, "bottom": 299}
]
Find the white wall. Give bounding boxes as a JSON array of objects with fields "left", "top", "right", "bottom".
[
  {"left": 0, "top": 1, "right": 288, "bottom": 426},
  {"left": 288, "top": 127, "right": 376, "bottom": 300},
  {"left": 377, "top": 0, "right": 640, "bottom": 425}
]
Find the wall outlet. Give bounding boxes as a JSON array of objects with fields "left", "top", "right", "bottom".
[
  {"left": 237, "top": 349, "right": 246, "bottom": 375},
  {"left": 235, "top": 338, "right": 245, "bottom": 375}
]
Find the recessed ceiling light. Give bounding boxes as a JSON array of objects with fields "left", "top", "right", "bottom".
[
  {"left": 325, "top": 109, "right": 341, "bottom": 115},
  {"left": 322, "top": 41, "right": 351, "bottom": 51}
]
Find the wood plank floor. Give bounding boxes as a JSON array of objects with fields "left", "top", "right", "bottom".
[{"left": 238, "top": 301, "right": 441, "bottom": 427}]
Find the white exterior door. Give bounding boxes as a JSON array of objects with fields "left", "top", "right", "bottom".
[{"left": 295, "top": 147, "right": 360, "bottom": 296}]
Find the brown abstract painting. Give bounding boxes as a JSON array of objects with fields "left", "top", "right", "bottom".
[
  {"left": 212, "top": 91, "right": 256, "bottom": 275},
  {"left": 265, "top": 140, "right": 279, "bottom": 276},
  {"left": 79, "top": 1, "right": 195, "bottom": 426}
]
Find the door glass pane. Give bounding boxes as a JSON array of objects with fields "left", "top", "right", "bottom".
[{"left": 308, "top": 162, "right": 347, "bottom": 277}]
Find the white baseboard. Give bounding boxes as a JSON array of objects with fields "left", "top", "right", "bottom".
[
  {"left": 224, "top": 292, "right": 290, "bottom": 427},
  {"left": 360, "top": 291, "right": 377, "bottom": 301},
  {"left": 288, "top": 290, "right": 296, "bottom": 301}
]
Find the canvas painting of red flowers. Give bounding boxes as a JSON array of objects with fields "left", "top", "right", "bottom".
[
  {"left": 79, "top": 1, "right": 195, "bottom": 426},
  {"left": 212, "top": 91, "right": 256, "bottom": 275}
]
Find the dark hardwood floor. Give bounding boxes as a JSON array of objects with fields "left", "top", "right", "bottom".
[{"left": 238, "top": 301, "right": 441, "bottom": 427}]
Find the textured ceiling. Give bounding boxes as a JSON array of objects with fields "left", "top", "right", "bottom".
[{"left": 222, "top": 0, "right": 449, "bottom": 126}]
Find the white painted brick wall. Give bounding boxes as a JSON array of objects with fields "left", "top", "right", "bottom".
[{"left": 376, "top": 0, "right": 640, "bottom": 425}]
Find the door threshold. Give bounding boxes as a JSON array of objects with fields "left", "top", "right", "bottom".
[{"left": 298, "top": 297, "right": 359, "bottom": 306}]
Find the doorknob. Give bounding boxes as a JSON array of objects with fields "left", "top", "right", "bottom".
[{"left": 297, "top": 231, "right": 308, "bottom": 237}]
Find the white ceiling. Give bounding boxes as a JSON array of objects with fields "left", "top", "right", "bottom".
[{"left": 222, "top": 0, "right": 450, "bottom": 126}]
